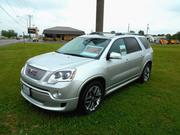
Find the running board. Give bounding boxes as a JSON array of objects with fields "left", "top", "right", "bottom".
[{"left": 105, "top": 77, "right": 139, "bottom": 95}]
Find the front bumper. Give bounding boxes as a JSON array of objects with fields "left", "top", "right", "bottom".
[{"left": 20, "top": 79, "right": 79, "bottom": 111}]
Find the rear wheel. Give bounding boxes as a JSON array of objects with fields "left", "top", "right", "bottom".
[
  {"left": 78, "top": 81, "right": 103, "bottom": 114},
  {"left": 139, "top": 63, "right": 151, "bottom": 83}
]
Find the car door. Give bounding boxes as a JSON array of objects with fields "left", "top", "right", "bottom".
[
  {"left": 106, "top": 38, "right": 129, "bottom": 88},
  {"left": 123, "top": 37, "right": 144, "bottom": 78}
]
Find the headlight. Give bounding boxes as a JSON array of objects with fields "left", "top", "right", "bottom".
[{"left": 47, "top": 69, "right": 76, "bottom": 84}]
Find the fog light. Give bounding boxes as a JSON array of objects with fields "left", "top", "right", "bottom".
[{"left": 52, "top": 90, "right": 62, "bottom": 99}]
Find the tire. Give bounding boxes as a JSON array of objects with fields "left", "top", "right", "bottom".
[
  {"left": 139, "top": 63, "right": 151, "bottom": 83},
  {"left": 78, "top": 81, "right": 103, "bottom": 114}
]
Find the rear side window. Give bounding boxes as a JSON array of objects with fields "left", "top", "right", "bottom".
[
  {"left": 139, "top": 37, "right": 150, "bottom": 49},
  {"left": 124, "top": 37, "right": 142, "bottom": 54}
]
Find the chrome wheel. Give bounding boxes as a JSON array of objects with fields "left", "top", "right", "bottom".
[
  {"left": 143, "top": 66, "right": 150, "bottom": 81},
  {"left": 84, "top": 85, "right": 102, "bottom": 112}
]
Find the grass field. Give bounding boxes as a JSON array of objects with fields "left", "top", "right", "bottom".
[{"left": 0, "top": 43, "right": 180, "bottom": 135}]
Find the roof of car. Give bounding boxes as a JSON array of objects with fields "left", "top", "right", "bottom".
[{"left": 80, "top": 33, "right": 145, "bottom": 39}]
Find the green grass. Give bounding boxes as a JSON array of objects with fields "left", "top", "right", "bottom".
[{"left": 0, "top": 43, "right": 180, "bottom": 135}]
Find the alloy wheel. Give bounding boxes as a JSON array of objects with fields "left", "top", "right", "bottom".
[
  {"left": 143, "top": 66, "right": 150, "bottom": 81},
  {"left": 84, "top": 85, "right": 102, "bottom": 112}
]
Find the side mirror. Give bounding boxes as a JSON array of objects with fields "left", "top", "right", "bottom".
[{"left": 109, "top": 52, "right": 122, "bottom": 59}]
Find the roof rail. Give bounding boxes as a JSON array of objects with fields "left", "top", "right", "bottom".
[
  {"left": 90, "top": 32, "right": 125, "bottom": 35},
  {"left": 89, "top": 32, "right": 116, "bottom": 38},
  {"left": 124, "top": 33, "right": 140, "bottom": 35},
  {"left": 89, "top": 32, "right": 132, "bottom": 38},
  {"left": 115, "top": 33, "right": 125, "bottom": 36},
  {"left": 90, "top": 32, "right": 114, "bottom": 35}
]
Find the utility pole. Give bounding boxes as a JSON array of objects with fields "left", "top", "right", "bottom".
[
  {"left": 146, "top": 24, "right": 149, "bottom": 35},
  {"left": 128, "top": 24, "right": 130, "bottom": 33},
  {"left": 28, "top": 15, "right": 32, "bottom": 28},
  {"left": 96, "top": 0, "right": 104, "bottom": 32},
  {"left": 27, "top": 15, "right": 32, "bottom": 39}
]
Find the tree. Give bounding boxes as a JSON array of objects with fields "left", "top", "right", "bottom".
[
  {"left": 166, "top": 34, "right": 172, "bottom": 40},
  {"left": 130, "top": 30, "right": 135, "bottom": 34},
  {"left": 1, "top": 30, "right": 17, "bottom": 38},
  {"left": 138, "top": 30, "right": 144, "bottom": 35},
  {"left": 157, "top": 34, "right": 165, "bottom": 36},
  {"left": 173, "top": 32, "right": 180, "bottom": 40}
]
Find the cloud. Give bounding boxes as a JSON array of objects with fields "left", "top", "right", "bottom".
[
  {"left": 0, "top": 0, "right": 180, "bottom": 35},
  {"left": 3, "top": 0, "right": 68, "bottom": 11},
  {"left": 104, "top": 0, "right": 180, "bottom": 34},
  {"left": 56, "top": 0, "right": 96, "bottom": 32}
]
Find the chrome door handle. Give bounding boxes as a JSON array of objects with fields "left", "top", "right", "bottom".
[{"left": 126, "top": 59, "right": 129, "bottom": 63}]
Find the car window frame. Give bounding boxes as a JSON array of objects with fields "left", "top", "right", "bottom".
[
  {"left": 124, "top": 37, "right": 142, "bottom": 54},
  {"left": 138, "top": 37, "right": 150, "bottom": 49},
  {"left": 108, "top": 38, "right": 127, "bottom": 56}
]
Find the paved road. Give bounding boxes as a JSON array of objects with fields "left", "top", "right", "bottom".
[
  {"left": 0, "top": 39, "right": 24, "bottom": 46},
  {"left": 0, "top": 39, "right": 67, "bottom": 47}
]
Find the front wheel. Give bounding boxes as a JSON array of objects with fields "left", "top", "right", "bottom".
[{"left": 78, "top": 81, "right": 103, "bottom": 114}]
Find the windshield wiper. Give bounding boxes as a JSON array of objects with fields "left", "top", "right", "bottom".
[
  {"left": 63, "top": 53, "right": 86, "bottom": 58},
  {"left": 56, "top": 51, "right": 85, "bottom": 57},
  {"left": 55, "top": 51, "right": 70, "bottom": 55},
  {"left": 55, "top": 50, "right": 62, "bottom": 54},
  {"left": 55, "top": 51, "right": 94, "bottom": 59}
]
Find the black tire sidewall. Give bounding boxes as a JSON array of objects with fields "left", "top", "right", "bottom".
[
  {"left": 78, "top": 81, "right": 103, "bottom": 114},
  {"left": 140, "top": 64, "right": 151, "bottom": 83}
]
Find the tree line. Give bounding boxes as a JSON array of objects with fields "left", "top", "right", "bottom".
[
  {"left": 138, "top": 30, "right": 180, "bottom": 40},
  {"left": 1, "top": 30, "right": 17, "bottom": 38},
  {"left": 166, "top": 32, "right": 180, "bottom": 40}
]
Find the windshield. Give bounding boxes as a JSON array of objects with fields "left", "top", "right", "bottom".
[{"left": 57, "top": 37, "right": 111, "bottom": 58}]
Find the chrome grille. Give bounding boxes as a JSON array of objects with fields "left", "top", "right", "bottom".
[{"left": 25, "top": 64, "right": 46, "bottom": 80}]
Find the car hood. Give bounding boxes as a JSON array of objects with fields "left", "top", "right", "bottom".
[{"left": 27, "top": 52, "right": 94, "bottom": 71}]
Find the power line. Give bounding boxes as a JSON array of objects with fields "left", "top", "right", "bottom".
[
  {"left": 6, "top": 0, "right": 18, "bottom": 16},
  {"left": 21, "top": 0, "right": 38, "bottom": 11},
  {"left": 0, "top": 4, "right": 27, "bottom": 33},
  {"left": 16, "top": 0, "right": 37, "bottom": 28},
  {"left": 5, "top": 0, "right": 27, "bottom": 25},
  {"left": 14, "top": 0, "right": 26, "bottom": 9},
  {"left": 0, "top": 4, "right": 26, "bottom": 29},
  {"left": 18, "top": 0, "right": 31, "bottom": 8}
]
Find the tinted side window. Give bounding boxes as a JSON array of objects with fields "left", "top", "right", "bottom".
[
  {"left": 124, "top": 37, "right": 142, "bottom": 54},
  {"left": 139, "top": 37, "right": 150, "bottom": 49},
  {"left": 109, "top": 38, "right": 127, "bottom": 55}
]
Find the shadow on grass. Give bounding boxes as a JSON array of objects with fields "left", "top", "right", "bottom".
[{"left": 24, "top": 100, "right": 80, "bottom": 118}]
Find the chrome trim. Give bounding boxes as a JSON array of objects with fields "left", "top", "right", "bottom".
[
  {"left": 105, "top": 76, "right": 139, "bottom": 95},
  {"left": 25, "top": 64, "right": 46, "bottom": 80},
  {"left": 20, "top": 78, "right": 78, "bottom": 102},
  {"left": 21, "top": 90, "right": 65, "bottom": 111}
]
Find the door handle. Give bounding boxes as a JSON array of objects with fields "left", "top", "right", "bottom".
[{"left": 126, "top": 59, "right": 129, "bottom": 63}]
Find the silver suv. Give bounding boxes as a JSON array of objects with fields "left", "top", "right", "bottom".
[{"left": 20, "top": 33, "right": 153, "bottom": 114}]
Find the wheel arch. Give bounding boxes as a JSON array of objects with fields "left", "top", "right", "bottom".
[
  {"left": 77, "top": 76, "right": 106, "bottom": 98},
  {"left": 142, "top": 60, "right": 152, "bottom": 72},
  {"left": 145, "top": 60, "right": 152, "bottom": 70},
  {"left": 77, "top": 76, "right": 106, "bottom": 113}
]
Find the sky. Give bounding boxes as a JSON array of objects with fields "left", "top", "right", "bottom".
[{"left": 0, "top": 0, "right": 180, "bottom": 35}]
